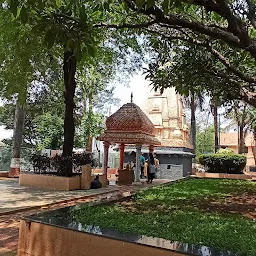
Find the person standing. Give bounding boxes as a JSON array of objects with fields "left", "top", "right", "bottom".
[
  {"left": 154, "top": 155, "right": 160, "bottom": 178},
  {"left": 147, "top": 153, "right": 155, "bottom": 183},
  {"left": 144, "top": 159, "right": 148, "bottom": 178},
  {"left": 140, "top": 153, "right": 145, "bottom": 178}
]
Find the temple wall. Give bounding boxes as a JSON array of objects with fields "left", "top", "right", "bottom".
[{"left": 123, "top": 149, "right": 193, "bottom": 180}]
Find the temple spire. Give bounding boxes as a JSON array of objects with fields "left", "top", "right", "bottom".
[{"left": 131, "top": 92, "right": 133, "bottom": 103}]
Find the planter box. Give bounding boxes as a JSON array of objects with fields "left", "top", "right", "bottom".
[
  {"left": 117, "top": 169, "right": 134, "bottom": 185},
  {"left": 18, "top": 220, "right": 187, "bottom": 256},
  {"left": 19, "top": 173, "right": 81, "bottom": 191},
  {"left": 195, "top": 172, "right": 251, "bottom": 180}
]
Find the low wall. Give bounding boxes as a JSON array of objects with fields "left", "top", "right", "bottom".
[
  {"left": 18, "top": 220, "right": 186, "bottom": 256},
  {"left": 19, "top": 169, "right": 109, "bottom": 191},
  {"left": 0, "top": 171, "right": 8, "bottom": 177},
  {"left": 19, "top": 173, "right": 81, "bottom": 191},
  {"left": 195, "top": 172, "right": 252, "bottom": 180}
]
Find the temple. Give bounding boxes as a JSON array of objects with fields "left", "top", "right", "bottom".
[
  {"left": 124, "top": 87, "right": 194, "bottom": 180},
  {"left": 98, "top": 86, "right": 194, "bottom": 182},
  {"left": 98, "top": 100, "right": 161, "bottom": 184},
  {"left": 139, "top": 87, "right": 192, "bottom": 148}
]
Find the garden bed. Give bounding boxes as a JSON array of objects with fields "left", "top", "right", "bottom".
[
  {"left": 19, "top": 172, "right": 81, "bottom": 191},
  {"left": 19, "top": 169, "right": 108, "bottom": 191},
  {"left": 195, "top": 172, "right": 251, "bottom": 180},
  {"left": 72, "top": 178, "right": 256, "bottom": 255}
]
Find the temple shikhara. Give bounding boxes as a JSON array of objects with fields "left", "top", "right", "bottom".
[
  {"left": 98, "top": 86, "right": 194, "bottom": 182},
  {"left": 139, "top": 87, "right": 192, "bottom": 149}
]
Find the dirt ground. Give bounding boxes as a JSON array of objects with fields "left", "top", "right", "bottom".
[
  {"left": 118, "top": 192, "right": 256, "bottom": 220},
  {"left": 197, "top": 193, "right": 256, "bottom": 219}
]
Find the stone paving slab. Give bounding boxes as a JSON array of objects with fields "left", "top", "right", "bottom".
[{"left": 0, "top": 179, "right": 118, "bottom": 214}]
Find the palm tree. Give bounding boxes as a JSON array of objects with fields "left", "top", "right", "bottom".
[
  {"left": 210, "top": 98, "right": 219, "bottom": 153},
  {"left": 183, "top": 91, "right": 204, "bottom": 154},
  {"left": 225, "top": 101, "right": 256, "bottom": 154}
]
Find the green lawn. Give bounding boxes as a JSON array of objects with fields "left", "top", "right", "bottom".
[{"left": 74, "top": 179, "right": 256, "bottom": 256}]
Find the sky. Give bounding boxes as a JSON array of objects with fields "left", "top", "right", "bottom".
[
  {"left": 112, "top": 73, "right": 150, "bottom": 112},
  {"left": 0, "top": 126, "right": 12, "bottom": 141}
]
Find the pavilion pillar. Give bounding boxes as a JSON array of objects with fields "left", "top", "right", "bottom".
[
  {"left": 103, "top": 141, "right": 110, "bottom": 174},
  {"left": 149, "top": 145, "right": 154, "bottom": 153},
  {"left": 119, "top": 143, "right": 125, "bottom": 170},
  {"left": 134, "top": 144, "right": 142, "bottom": 183}
]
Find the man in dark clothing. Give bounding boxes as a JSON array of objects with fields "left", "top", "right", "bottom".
[{"left": 91, "top": 175, "right": 102, "bottom": 189}]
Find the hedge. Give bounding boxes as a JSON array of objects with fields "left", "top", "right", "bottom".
[{"left": 198, "top": 153, "right": 247, "bottom": 174}]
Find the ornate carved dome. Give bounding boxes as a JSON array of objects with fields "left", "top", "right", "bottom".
[
  {"left": 98, "top": 103, "right": 161, "bottom": 145},
  {"left": 106, "top": 103, "right": 155, "bottom": 134}
]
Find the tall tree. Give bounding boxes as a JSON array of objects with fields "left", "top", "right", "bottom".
[
  {"left": 0, "top": 8, "right": 60, "bottom": 176},
  {"left": 196, "top": 126, "right": 215, "bottom": 156},
  {"left": 210, "top": 99, "right": 219, "bottom": 153},
  {"left": 86, "top": 0, "right": 256, "bottom": 107},
  {"left": 8, "top": 1, "right": 144, "bottom": 175},
  {"left": 9, "top": 101, "right": 26, "bottom": 177},
  {"left": 225, "top": 101, "right": 256, "bottom": 154},
  {"left": 183, "top": 91, "right": 204, "bottom": 153}
]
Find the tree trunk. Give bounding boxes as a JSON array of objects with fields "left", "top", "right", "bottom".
[
  {"left": 86, "top": 92, "right": 93, "bottom": 152},
  {"left": 213, "top": 102, "right": 219, "bottom": 153},
  {"left": 238, "top": 124, "right": 245, "bottom": 154},
  {"left": 253, "top": 129, "right": 256, "bottom": 165},
  {"left": 9, "top": 102, "right": 26, "bottom": 177},
  {"left": 190, "top": 93, "right": 196, "bottom": 154},
  {"left": 62, "top": 50, "right": 76, "bottom": 175}
]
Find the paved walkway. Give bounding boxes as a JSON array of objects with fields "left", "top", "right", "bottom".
[
  {"left": 0, "top": 178, "right": 173, "bottom": 255},
  {"left": 0, "top": 179, "right": 119, "bottom": 214}
]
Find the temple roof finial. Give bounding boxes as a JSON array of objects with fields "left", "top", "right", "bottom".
[{"left": 131, "top": 92, "right": 133, "bottom": 103}]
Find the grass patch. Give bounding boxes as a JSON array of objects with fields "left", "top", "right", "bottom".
[{"left": 74, "top": 179, "right": 256, "bottom": 256}]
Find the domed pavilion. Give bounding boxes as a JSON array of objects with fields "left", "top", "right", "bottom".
[{"left": 98, "top": 97, "right": 161, "bottom": 183}]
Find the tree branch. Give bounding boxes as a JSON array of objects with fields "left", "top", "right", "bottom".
[
  {"left": 246, "top": 0, "right": 256, "bottom": 30},
  {"left": 93, "top": 20, "right": 157, "bottom": 29},
  {"left": 123, "top": 0, "right": 256, "bottom": 59},
  {"left": 145, "top": 26, "right": 256, "bottom": 85}
]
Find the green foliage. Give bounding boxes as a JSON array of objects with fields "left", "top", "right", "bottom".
[
  {"left": 73, "top": 179, "right": 256, "bottom": 255},
  {"left": 74, "top": 112, "right": 104, "bottom": 148},
  {"left": 0, "top": 82, "right": 65, "bottom": 151},
  {"left": 196, "top": 126, "right": 214, "bottom": 156},
  {"left": 217, "top": 148, "right": 235, "bottom": 154},
  {"left": 51, "top": 152, "right": 92, "bottom": 176},
  {"left": 198, "top": 153, "right": 246, "bottom": 174},
  {"left": 34, "top": 112, "right": 63, "bottom": 151},
  {"left": 0, "top": 8, "right": 59, "bottom": 102},
  {"left": 31, "top": 154, "right": 50, "bottom": 173},
  {"left": 30, "top": 152, "right": 92, "bottom": 176}
]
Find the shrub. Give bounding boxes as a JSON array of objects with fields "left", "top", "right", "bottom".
[
  {"left": 51, "top": 155, "right": 73, "bottom": 177},
  {"left": 31, "top": 152, "right": 92, "bottom": 177},
  {"left": 72, "top": 152, "right": 93, "bottom": 172},
  {"left": 217, "top": 148, "right": 234, "bottom": 154},
  {"left": 198, "top": 153, "right": 246, "bottom": 174},
  {"left": 51, "top": 152, "right": 92, "bottom": 177},
  {"left": 31, "top": 154, "right": 50, "bottom": 173}
]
